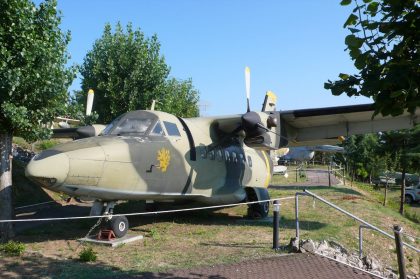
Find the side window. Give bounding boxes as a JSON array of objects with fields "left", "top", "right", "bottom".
[
  {"left": 216, "top": 149, "right": 223, "bottom": 161},
  {"left": 247, "top": 156, "right": 252, "bottom": 167},
  {"left": 239, "top": 154, "right": 245, "bottom": 163},
  {"left": 150, "top": 121, "right": 165, "bottom": 136},
  {"left": 209, "top": 150, "right": 215, "bottom": 160},
  {"left": 163, "top": 121, "right": 181, "bottom": 136},
  {"left": 200, "top": 146, "right": 207, "bottom": 159},
  {"left": 224, "top": 150, "right": 230, "bottom": 162},
  {"left": 232, "top": 152, "right": 237, "bottom": 163}
]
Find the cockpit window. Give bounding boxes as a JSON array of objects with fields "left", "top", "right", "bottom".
[
  {"left": 101, "top": 114, "right": 124, "bottom": 135},
  {"left": 150, "top": 121, "right": 165, "bottom": 136},
  {"left": 163, "top": 121, "right": 181, "bottom": 136},
  {"left": 112, "top": 118, "right": 153, "bottom": 135}
]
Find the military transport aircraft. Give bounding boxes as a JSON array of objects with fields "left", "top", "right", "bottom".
[{"left": 25, "top": 67, "right": 419, "bottom": 237}]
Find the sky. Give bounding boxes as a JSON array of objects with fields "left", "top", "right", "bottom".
[{"left": 36, "top": 0, "right": 371, "bottom": 116}]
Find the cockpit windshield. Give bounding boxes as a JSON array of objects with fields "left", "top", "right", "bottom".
[{"left": 101, "top": 112, "right": 157, "bottom": 136}]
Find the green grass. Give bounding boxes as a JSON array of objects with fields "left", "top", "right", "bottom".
[
  {"left": 0, "top": 241, "right": 26, "bottom": 256},
  {"left": 351, "top": 180, "right": 420, "bottom": 223},
  {"left": 79, "top": 247, "right": 97, "bottom": 262},
  {"left": 4, "top": 170, "right": 420, "bottom": 277},
  {"left": 34, "top": 139, "right": 60, "bottom": 151}
]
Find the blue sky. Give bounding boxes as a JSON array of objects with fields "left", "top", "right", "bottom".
[{"left": 39, "top": 0, "right": 371, "bottom": 116}]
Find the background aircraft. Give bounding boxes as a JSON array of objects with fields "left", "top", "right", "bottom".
[
  {"left": 272, "top": 145, "right": 344, "bottom": 175},
  {"left": 25, "top": 68, "right": 419, "bottom": 238}
]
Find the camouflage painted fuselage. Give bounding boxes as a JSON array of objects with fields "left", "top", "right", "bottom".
[{"left": 26, "top": 111, "right": 273, "bottom": 205}]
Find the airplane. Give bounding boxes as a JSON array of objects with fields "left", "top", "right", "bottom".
[
  {"left": 272, "top": 145, "right": 344, "bottom": 175},
  {"left": 25, "top": 67, "right": 419, "bottom": 238},
  {"left": 277, "top": 145, "right": 344, "bottom": 163}
]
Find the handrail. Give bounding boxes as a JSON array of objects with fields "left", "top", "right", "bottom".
[{"left": 295, "top": 189, "right": 419, "bottom": 254}]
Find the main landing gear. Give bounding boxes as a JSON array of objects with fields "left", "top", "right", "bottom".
[
  {"left": 90, "top": 201, "right": 129, "bottom": 238},
  {"left": 245, "top": 187, "right": 270, "bottom": 219}
]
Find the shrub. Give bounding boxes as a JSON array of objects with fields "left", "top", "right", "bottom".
[
  {"left": 35, "top": 140, "right": 59, "bottom": 151},
  {"left": 0, "top": 241, "right": 26, "bottom": 256},
  {"left": 79, "top": 247, "right": 97, "bottom": 262}
]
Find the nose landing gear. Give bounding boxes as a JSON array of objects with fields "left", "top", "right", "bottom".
[{"left": 90, "top": 200, "right": 129, "bottom": 238}]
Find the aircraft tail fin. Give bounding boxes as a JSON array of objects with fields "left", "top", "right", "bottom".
[{"left": 262, "top": 91, "right": 277, "bottom": 112}]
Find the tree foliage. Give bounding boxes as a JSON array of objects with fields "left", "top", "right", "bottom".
[
  {"left": 80, "top": 22, "right": 199, "bottom": 123},
  {"left": 0, "top": 0, "right": 75, "bottom": 242},
  {"left": 325, "top": 0, "right": 420, "bottom": 116},
  {"left": 0, "top": 0, "right": 76, "bottom": 141}
]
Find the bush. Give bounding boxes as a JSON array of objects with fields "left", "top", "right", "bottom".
[
  {"left": 0, "top": 241, "right": 26, "bottom": 256},
  {"left": 79, "top": 247, "right": 97, "bottom": 262},
  {"left": 35, "top": 140, "right": 59, "bottom": 151}
]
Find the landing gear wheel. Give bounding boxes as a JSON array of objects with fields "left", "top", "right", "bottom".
[
  {"left": 247, "top": 201, "right": 270, "bottom": 219},
  {"left": 110, "top": 216, "right": 129, "bottom": 238},
  {"left": 245, "top": 187, "right": 270, "bottom": 219}
]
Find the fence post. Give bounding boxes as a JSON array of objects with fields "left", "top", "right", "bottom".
[
  {"left": 272, "top": 200, "right": 280, "bottom": 250},
  {"left": 393, "top": 225, "right": 406, "bottom": 279},
  {"left": 328, "top": 164, "right": 331, "bottom": 187},
  {"left": 295, "top": 194, "right": 300, "bottom": 241},
  {"left": 359, "top": 225, "right": 363, "bottom": 259}
]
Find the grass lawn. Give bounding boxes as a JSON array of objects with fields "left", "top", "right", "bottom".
[{"left": 1, "top": 171, "right": 419, "bottom": 278}]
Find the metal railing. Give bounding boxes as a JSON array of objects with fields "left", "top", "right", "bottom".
[{"left": 295, "top": 189, "right": 420, "bottom": 254}]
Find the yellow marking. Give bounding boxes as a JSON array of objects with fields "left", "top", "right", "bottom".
[
  {"left": 88, "top": 89, "right": 94, "bottom": 95},
  {"left": 157, "top": 148, "right": 171, "bottom": 172},
  {"left": 245, "top": 66, "right": 250, "bottom": 74},
  {"left": 266, "top": 90, "right": 277, "bottom": 101},
  {"left": 261, "top": 151, "right": 271, "bottom": 187}
]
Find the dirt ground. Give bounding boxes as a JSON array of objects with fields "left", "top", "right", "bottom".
[{"left": 1, "top": 169, "right": 419, "bottom": 278}]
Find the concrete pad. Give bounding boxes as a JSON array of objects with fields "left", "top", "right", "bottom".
[{"left": 78, "top": 234, "right": 143, "bottom": 247}]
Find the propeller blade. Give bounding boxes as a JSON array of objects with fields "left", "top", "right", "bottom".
[
  {"left": 86, "top": 89, "right": 94, "bottom": 116},
  {"left": 245, "top": 66, "right": 251, "bottom": 112}
]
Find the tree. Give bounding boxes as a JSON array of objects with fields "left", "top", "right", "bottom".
[
  {"left": 0, "top": 0, "right": 75, "bottom": 241},
  {"left": 80, "top": 22, "right": 199, "bottom": 123},
  {"left": 380, "top": 126, "right": 420, "bottom": 214},
  {"left": 325, "top": 0, "right": 420, "bottom": 117}
]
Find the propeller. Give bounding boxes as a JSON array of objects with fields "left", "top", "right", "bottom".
[
  {"left": 245, "top": 66, "right": 251, "bottom": 112},
  {"left": 86, "top": 89, "right": 94, "bottom": 116},
  {"left": 241, "top": 67, "right": 267, "bottom": 140}
]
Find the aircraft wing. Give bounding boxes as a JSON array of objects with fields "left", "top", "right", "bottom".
[{"left": 280, "top": 104, "right": 419, "bottom": 147}]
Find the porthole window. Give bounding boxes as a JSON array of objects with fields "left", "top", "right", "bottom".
[
  {"left": 247, "top": 156, "right": 252, "bottom": 167},
  {"left": 224, "top": 150, "right": 230, "bottom": 162},
  {"left": 216, "top": 149, "right": 223, "bottom": 161},
  {"left": 239, "top": 154, "right": 245, "bottom": 163},
  {"left": 232, "top": 152, "right": 237, "bottom": 163},
  {"left": 200, "top": 146, "right": 207, "bottom": 159},
  {"left": 209, "top": 150, "right": 215, "bottom": 160}
]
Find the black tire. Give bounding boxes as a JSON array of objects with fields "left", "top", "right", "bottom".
[
  {"left": 245, "top": 187, "right": 270, "bottom": 219},
  {"left": 405, "top": 195, "right": 413, "bottom": 204},
  {"left": 110, "top": 216, "right": 129, "bottom": 238},
  {"left": 247, "top": 201, "right": 270, "bottom": 219}
]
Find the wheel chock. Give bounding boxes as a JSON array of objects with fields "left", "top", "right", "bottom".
[{"left": 97, "top": 229, "right": 116, "bottom": 241}]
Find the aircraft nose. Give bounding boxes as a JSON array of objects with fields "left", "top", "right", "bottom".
[{"left": 25, "top": 151, "right": 69, "bottom": 188}]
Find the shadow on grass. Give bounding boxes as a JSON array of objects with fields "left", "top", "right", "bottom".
[
  {"left": 269, "top": 185, "right": 363, "bottom": 196},
  {"left": 0, "top": 253, "right": 204, "bottom": 279},
  {"left": 14, "top": 200, "right": 282, "bottom": 242},
  {"left": 200, "top": 241, "right": 268, "bottom": 249}
]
